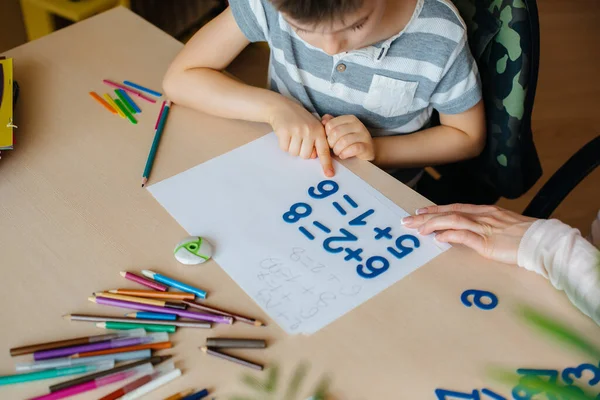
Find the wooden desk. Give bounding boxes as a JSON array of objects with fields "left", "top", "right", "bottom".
[{"left": 0, "top": 7, "right": 597, "bottom": 400}]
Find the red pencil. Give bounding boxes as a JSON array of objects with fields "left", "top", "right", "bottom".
[{"left": 98, "top": 373, "right": 153, "bottom": 400}]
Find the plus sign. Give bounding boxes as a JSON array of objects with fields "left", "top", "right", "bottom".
[
  {"left": 343, "top": 247, "right": 364, "bottom": 262},
  {"left": 280, "top": 293, "right": 292, "bottom": 302},
  {"left": 302, "top": 286, "right": 315, "bottom": 295},
  {"left": 374, "top": 226, "right": 393, "bottom": 240}
]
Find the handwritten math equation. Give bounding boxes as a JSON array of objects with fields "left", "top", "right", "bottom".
[
  {"left": 254, "top": 248, "right": 363, "bottom": 334},
  {"left": 281, "top": 179, "right": 420, "bottom": 279},
  {"left": 436, "top": 364, "right": 600, "bottom": 399}
]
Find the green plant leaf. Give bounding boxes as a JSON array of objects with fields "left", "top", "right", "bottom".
[
  {"left": 310, "top": 376, "right": 331, "bottom": 400},
  {"left": 264, "top": 365, "right": 279, "bottom": 393},
  {"left": 283, "top": 362, "right": 309, "bottom": 400},
  {"left": 241, "top": 373, "right": 268, "bottom": 393}
]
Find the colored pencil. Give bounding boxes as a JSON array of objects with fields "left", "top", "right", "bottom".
[
  {"left": 121, "top": 368, "right": 182, "bottom": 400},
  {"left": 205, "top": 338, "right": 266, "bottom": 349},
  {"left": 49, "top": 356, "right": 170, "bottom": 392},
  {"left": 123, "top": 80, "right": 162, "bottom": 97},
  {"left": 0, "top": 361, "right": 113, "bottom": 386},
  {"left": 98, "top": 372, "right": 154, "bottom": 400},
  {"left": 65, "top": 314, "right": 209, "bottom": 328},
  {"left": 103, "top": 94, "right": 126, "bottom": 118},
  {"left": 113, "top": 289, "right": 195, "bottom": 300},
  {"left": 89, "top": 296, "right": 232, "bottom": 324},
  {"left": 116, "top": 89, "right": 137, "bottom": 114},
  {"left": 155, "top": 100, "right": 166, "bottom": 129},
  {"left": 95, "top": 292, "right": 187, "bottom": 310},
  {"left": 120, "top": 271, "right": 168, "bottom": 291},
  {"left": 201, "top": 346, "right": 264, "bottom": 371},
  {"left": 141, "top": 101, "right": 171, "bottom": 187},
  {"left": 182, "top": 389, "right": 210, "bottom": 400},
  {"left": 127, "top": 312, "right": 177, "bottom": 321},
  {"left": 89, "top": 91, "right": 117, "bottom": 114},
  {"left": 71, "top": 341, "right": 172, "bottom": 358},
  {"left": 103, "top": 79, "right": 156, "bottom": 103},
  {"left": 183, "top": 300, "right": 264, "bottom": 326},
  {"left": 33, "top": 364, "right": 153, "bottom": 400},
  {"left": 114, "top": 98, "right": 138, "bottom": 125},
  {"left": 142, "top": 270, "right": 206, "bottom": 299},
  {"left": 16, "top": 350, "right": 151, "bottom": 372},
  {"left": 164, "top": 389, "right": 195, "bottom": 400},
  {"left": 10, "top": 332, "right": 128, "bottom": 356},
  {"left": 97, "top": 322, "right": 176, "bottom": 333},
  {"left": 34, "top": 334, "right": 152, "bottom": 361}
]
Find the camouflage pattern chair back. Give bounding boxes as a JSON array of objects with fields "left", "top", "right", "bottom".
[{"left": 434, "top": 0, "right": 543, "bottom": 199}]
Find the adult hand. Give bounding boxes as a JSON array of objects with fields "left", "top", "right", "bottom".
[{"left": 401, "top": 204, "right": 536, "bottom": 265}]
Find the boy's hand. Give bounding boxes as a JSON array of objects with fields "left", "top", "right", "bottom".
[
  {"left": 269, "top": 99, "right": 334, "bottom": 177},
  {"left": 322, "top": 115, "right": 375, "bottom": 161}
]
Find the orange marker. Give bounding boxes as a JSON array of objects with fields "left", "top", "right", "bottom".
[{"left": 89, "top": 91, "right": 117, "bottom": 114}]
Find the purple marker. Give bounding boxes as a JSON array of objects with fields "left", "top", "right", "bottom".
[
  {"left": 89, "top": 296, "right": 233, "bottom": 325},
  {"left": 34, "top": 335, "right": 151, "bottom": 361}
]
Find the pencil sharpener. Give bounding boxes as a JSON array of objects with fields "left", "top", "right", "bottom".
[{"left": 173, "top": 236, "right": 213, "bottom": 265}]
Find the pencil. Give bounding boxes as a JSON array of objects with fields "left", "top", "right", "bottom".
[
  {"left": 0, "top": 361, "right": 114, "bottom": 386},
  {"left": 89, "top": 296, "right": 232, "bottom": 324},
  {"left": 127, "top": 312, "right": 177, "bottom": 321},
  {"left": 155, "top": 100, "right": 165, "bottom": 129},
  {"left": 49, "top": 356, "right": 171, "bottom": 392},
  {"left": 71, "top": 341, "right": 172, "bottom": 358},
  {"left": 205, "top": 338, "right": 266, "bottom": 349},
  {"left": 89, "top": 92, "right": 117, "bottom": 114},
  {"left": 65, "top": 314, "right": 210, "bottom": 329},
  {"left": 95, "top": 292, "right": 187, "bottom": 310},
  {"left": 141, "top": 100, "right": 171, "bottom": 187},
  {"left": 142, "top": 269, "right": 206, "bottom": 299},
  {"left": 121, "top": 368, "right": 182, "bottom": 400},
  {"left": 113, "top": 289, "right": 195, "bottom": 301},
  {"left": 120, "top": 271, "right": 168, "bottom": 292},
  {"left": 114, "top": 98, "right": 138, "bottom": 125},
  {"left": 97, "top": 322, "right": 176, "bottom": 333},
  {"left": 200, "top": 347, "right": 264, "bottom": 371},
  {"left": 164, "top": 389, "right": 195, "bottom": 400},
  {"left": 97, "top": 372, "right": 154, "bottom": 400},
  {"left": 123, "top": 80, "right": 162, "bottom": 97},
  {"left": 181, "top": 389, "right": 209, "bottom": 400},
  {"left": 183, "top": 300, "right": 264, "bottom": 326},
  {"left": 103, "top": 94, "right": 126, "bottom": 119},
  {"left": 103, "top": 79, "right": 156, "bottom": 103},
  {"left": 115, "top": 89, "right": 137, "bottom": 114},
  {"left": 10, "top": 332, "right": 124, "bottom": 356}
]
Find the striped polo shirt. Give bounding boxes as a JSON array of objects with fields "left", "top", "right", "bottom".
[{"left": 230, "top": 0, "right": 482, "bottom": 137}]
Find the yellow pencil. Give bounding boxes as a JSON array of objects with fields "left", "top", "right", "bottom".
[
  {"left": 103, "top": 94, "right": 125, "bottom": 119},
  {"left": 94, "top": 292, "right": 186, "bottom": 310}
]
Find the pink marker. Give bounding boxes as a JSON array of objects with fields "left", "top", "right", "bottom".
[{"left": 103, "top": 80, "right": 156, "bottom": 104}]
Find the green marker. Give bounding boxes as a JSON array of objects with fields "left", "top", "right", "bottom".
[
  {"left": 97, "top": 321, "right": 176, "bottom": 333},
  {"left": 114, "top": 98, "right": 137, "bottom": 125},
  {"left": 0, "top": 360, "right": 113, "bottom": 386},
  {"left": 115, "top": 89, "right": 136, "bottom": 114}
]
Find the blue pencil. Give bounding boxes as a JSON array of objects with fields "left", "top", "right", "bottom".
[
  {"left": 182, "top": 389, "right": 210, "bottom": 400},
  {"left": 123, "top": 80, "right": 162, "bottom": 97},
  {"left": 116, "top": 89, "right": 141, "bottom": 114},
  {"left": 141, "top": 270, "right": 207, "bottom": 299},
  {"left": 126, "top": 312, "right": 177, "bottom": 321},
  {"left": 141, "top": 100, "right": 170, "bottom": 187}
]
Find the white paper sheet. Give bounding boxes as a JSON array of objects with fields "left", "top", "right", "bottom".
[{"left": 149, "top": 133, "right": 449, "bottom": 334}]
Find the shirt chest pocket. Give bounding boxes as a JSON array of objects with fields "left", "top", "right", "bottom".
[{"left": 363, "top": 75, "right": 419, "bottom": 117}]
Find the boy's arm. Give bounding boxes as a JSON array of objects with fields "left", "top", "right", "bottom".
[
  {"left": 162, "top": 8, "right": 279, "bottom": 123},
  {"left": 372, "top": 100, "right": 486, "bottom": 168},
  {"left": 163, "top": 7, "right": 334, "bottom": 176}
]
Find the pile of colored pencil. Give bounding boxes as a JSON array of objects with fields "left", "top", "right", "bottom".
[
  {"left": 5, "top": 268, "right": 267, "bottom": 398},
  {"left": 89, "top": 79, "right": 163, "bottom": 125}
]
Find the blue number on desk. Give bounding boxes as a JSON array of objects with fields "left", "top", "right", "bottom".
[
  {"left": 387, "top": 234, "right": 420, "bottom": 259},
  {"left": 480, "top": 389, "right": 506, "bottom": 400},
  {"left": 357, "top": 256, "right": 389, "bottom": 279},
  {"left": 283, "top": 203, "right": 312, "bottom": 223},
  {"left": 461, "top": 290, "right": 498, "bottom": 310},
  {"left": 323, "top": 229, "right": 358, "bottom": 253},
  {"left": 435, "top": 389, "right": 481, "bottom": 400},
  {"left": 562, "top": 363, "right": 600, "bottom": 386},
  {"left": 308, "top": 180, "right": 339, "bottom": 199}
]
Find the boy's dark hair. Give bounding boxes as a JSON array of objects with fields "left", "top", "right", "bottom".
[{"left": 270, "top": 0, "right": 364, "bottom": 24}]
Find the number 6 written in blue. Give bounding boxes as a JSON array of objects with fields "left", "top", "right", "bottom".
[{"left": 460, "top": 290, "right": 498, "bottom": 311}]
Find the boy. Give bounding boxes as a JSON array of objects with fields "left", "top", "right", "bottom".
[{"left": 163, "top": 0, "right": 486, "bottom": 185}]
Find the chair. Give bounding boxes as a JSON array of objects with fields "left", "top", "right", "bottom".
[{"left": 417, "top": 0, "right": 543, "bottom": 204}]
